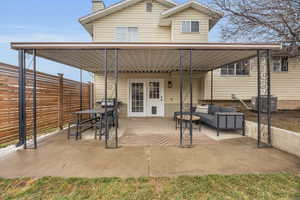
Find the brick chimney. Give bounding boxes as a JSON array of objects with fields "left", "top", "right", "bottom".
[{"left": 92, "top": 0, "right": 105, "bottom": 12}]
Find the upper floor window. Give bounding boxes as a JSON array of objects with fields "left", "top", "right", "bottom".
[
  {"left": 221, "top": 59, "right": 250, "bottom": 76},
  {"left": 146, "top": 2, "right": 152, "bottom": 12},
  {"left": 116, "top": 27, "right": 138, "bottom": 42},
  {"left": 272, "top": 56, "right": 288, "bottom": 72},
  {"left": 182, "top": 21, "right": 199, "bottom": 33}
]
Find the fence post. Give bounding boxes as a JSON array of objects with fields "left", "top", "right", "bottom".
[{"left": 58, "top": 73, "right": 64, "bottom": 130}]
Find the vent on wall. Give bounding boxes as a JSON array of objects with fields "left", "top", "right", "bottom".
[{"left": 146, "top": 2, "right": 152, "bottom": 12}]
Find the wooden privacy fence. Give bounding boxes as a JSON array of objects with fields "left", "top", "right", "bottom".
[{"left": 0, "top": 63, "right": 93, "bottom": 145}]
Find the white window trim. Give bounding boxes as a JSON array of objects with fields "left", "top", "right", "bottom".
[
  {"left": 115, "top": 27, "right": 138, "bottom": 42},
  {"left": 220, "top": 61, "right": 251, "bottom": 77},
  {"left": 181, "top": 20, "right": 200, "bottom": 33},
  {"left": 127, "top": 79, "right": 165, "bottom": 117}
]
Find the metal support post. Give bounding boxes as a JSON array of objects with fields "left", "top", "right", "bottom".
[
  {"left": 32, "top": 49, "right": 37, "bottom": 149},
  {"left": 266, "top": 49, "right": 272, "bottom": 145},
  {"left": 17, "top": 50, "right": 25, "bottom": 147},
  {"left": 189, "top": 49, "right": 193, "bottom": 147},
  {"left": 114, "top": 49, "right": 119, "bottom": 148},
  {"left": 179, "top": 49, "right": 183, "bottom": 147},
  {"left": 257, "top": 50, "right": 261, "bottom": 147},
  {"left": 104, "top": 49, "right": 108, "bottom": 148}
]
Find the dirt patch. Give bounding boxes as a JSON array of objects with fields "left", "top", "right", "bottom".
[{"left": 242, "top": 109, "right": 300, "bottom": 133}]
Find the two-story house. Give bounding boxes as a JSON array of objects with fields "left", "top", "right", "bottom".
[
  {"left": 78, "top": 0, "right": 299, "bottom": 118},
  {"left": 79, "top": 0, "right": 224, "bottom": 117}
]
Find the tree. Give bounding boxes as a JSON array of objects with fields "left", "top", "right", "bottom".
[{"left": 213, "top": 0, "right": 300, "bottom": 47}]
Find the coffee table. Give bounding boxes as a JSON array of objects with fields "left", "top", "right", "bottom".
[{"left": 175, "top": 114, "right": 201, "bottom": 131}]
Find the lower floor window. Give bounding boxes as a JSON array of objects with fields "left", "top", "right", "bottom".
[{"left": 221, "top": 60, "right": 250, "bottom": 76}]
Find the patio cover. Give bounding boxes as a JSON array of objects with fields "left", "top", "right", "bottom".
[{"left": 11, "top": 42, "right": 282, "bottom": 73}]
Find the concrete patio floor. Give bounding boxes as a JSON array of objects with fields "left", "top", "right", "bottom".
[{"left": 0, "top": 118, "right": 300, "bottom": 178}]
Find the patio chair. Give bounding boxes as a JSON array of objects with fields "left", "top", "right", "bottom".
[{"left": 94, "top": 110, "right": 115, "bottom": 140}]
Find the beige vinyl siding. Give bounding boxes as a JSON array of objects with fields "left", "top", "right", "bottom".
[
  {"left": 203, "top": 58, "right": 257, "bottom": 100},
  {"left": 271, "top": 57, "right": 300, "bottom": 100},
  {"left": 169, "top": 8, "right": 209, "bottom": 42},
  {"left": 94, "top": 72, "right": 204, "bottom": 105},
  {"left": 93, "top": 0, "right": 171, "bottom": 42},
  {"left": 203, "top": 57, "right": 300, "bottom": 101}
]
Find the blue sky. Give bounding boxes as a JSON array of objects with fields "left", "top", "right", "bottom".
[{"left": 0, "top": 0, "right": 222, "bottom": 82}]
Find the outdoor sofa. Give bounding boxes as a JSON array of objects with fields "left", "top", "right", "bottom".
[{"left": 174, "top": 105, "right": 245, "bottom": 136}]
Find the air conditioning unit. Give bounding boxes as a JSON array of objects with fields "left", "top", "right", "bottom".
[{"left": 251, "top": 96, "right": 278, "bottom": 113}]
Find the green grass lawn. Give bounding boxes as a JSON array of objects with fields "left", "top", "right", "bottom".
[{"left": 1, "top": 174, "right": 300, "bottom": 200}]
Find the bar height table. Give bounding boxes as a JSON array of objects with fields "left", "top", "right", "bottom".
[{"left": 70, "top": 108, "right": 114, "bottom": 140}]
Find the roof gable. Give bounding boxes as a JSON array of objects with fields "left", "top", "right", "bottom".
[
  {"left": 79, "top": 0, "right": 223, "bottom": 36},
  {"left": 80, "top": 0, "right": 177, "bottom": 35},
  {"left": 160, "top": 1, "right": 223, "bottom": 29}
]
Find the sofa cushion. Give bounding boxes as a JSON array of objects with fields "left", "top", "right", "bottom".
[
  {"left": 195, "top": 112, "right": 208, "bottom": 118},
  {"left": 219, "top": 107, "right": 236, "bottom": 113},
  {"left": 195, "top": 105, "right": 209, "bottom": 114},
  {"left": 200, "top": 113, "right": 215, "bottom": 121},
  {"left": 196, "top": 113, "right": 215, "bottom": 126},
  {"left": 208, "top": 105, "right": 220, "bottom": 115}
]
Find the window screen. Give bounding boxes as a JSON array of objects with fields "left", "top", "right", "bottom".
[
  {"left": 236, "top": 60, "right": 250, "bottom": 75},
  {"left": 272, "top": 57, "right": 281, "bottom": 72},
  {"left": 272, "top": 56, "right": 289, "bottom": 72},
  {"left": 221, "top": 60, "right": 250, "bottom": 76},
  {"left": 182, "top": 21, "right": 190, "bottom": 33},
  {"left": 191, "top": 21, "right": 199, "bottom": 32},
  {"left": 182, "top": 21, "right": 199, "bottom": 33},
  {"left": 221, "top": 63, "right": 235, "bottom": 75},
  {"left": 281, "top": 56, "right": 289, "bottom": 72},
  {"left": 116, "top": 27, "right": 138, "bottom": 42},
  {"left": 128, "top": 27, "right": 138, "bottom": 42},
  {"left": 116, "top": 27, "right": 127, "bottom": 42}
]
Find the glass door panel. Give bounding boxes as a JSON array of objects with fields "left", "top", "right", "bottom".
[{"left": 131, "top": 82, "right": 144, "bottom": 113}]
